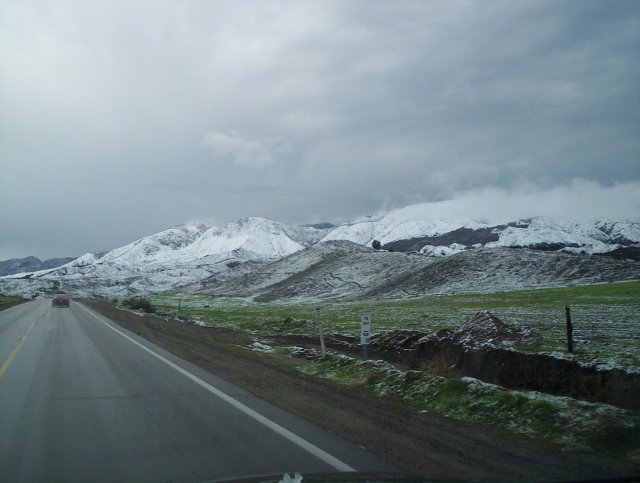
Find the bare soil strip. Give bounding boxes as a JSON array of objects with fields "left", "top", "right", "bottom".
[{"left": 81, "top": 299, "right": 632, "bottom": 480}]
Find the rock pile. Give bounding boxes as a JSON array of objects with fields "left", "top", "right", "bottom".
[{"left": 451, "top": 310, "right": 540, "bottom": 348}]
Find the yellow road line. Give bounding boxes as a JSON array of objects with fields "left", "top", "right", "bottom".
[{"left": 0, "top": 308, "right": 46, "bottom": 378}]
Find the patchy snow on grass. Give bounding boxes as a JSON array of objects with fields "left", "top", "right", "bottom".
[
  {"left": 297, "top": 350, "right": 640, "bottom": 463},
  {"left": 147, "top": 281, "right": 640, "bottom": 373},
  {"left": 191, "top": 317, "right": 212, "bottom": 328}
]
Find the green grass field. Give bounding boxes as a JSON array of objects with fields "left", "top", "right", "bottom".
[
  {"left": 149, "top": 280, "right": 640, "bottom": 369},
  {"left": 0, "top": 294, "right": 25, "bottom": 306}
]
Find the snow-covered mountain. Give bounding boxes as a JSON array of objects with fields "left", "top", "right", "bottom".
[
  {"left": 0, "top": 256, "right": 77, "bottom": 276},
  {"left": 94, "top": 217, "right": 312, "bottom": 268},
  {"left": 322, "top": 204, "right": 640, "bottom": 256},
  {"left": 1, "top": 203, "right": 638, "bottom": 299},
  {"left": 323, "top": 204, "right": 490, "bottom": 246},
  {"left": 0, "top": 217, "right": 329, "bottom": 297}
]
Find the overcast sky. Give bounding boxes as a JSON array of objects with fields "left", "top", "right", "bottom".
[{"left": 1, "top": 0, "right": 639, "bottom": 260}]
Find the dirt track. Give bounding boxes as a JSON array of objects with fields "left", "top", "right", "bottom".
[{"left": 81, "top": 299, "right": 629, "bottom": 480}]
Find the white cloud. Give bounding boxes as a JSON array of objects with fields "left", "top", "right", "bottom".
[
  {"left": 200, "top": 130, "right": 285, "bottom": 169},
  {"left": 428, "top": 180, "right": 640, "bottom": 224}
]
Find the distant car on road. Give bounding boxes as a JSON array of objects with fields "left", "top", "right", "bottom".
[{"left": 52, "top": 294, "right": 70, "bottom": 307}]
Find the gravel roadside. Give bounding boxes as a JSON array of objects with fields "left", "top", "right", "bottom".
[{"left": 80, "top": 299, "right": 626, "bottom": 481}]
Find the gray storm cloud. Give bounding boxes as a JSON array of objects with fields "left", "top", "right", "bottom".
[
  {"left": 201, "top": 130, "right": 286, "bottom": 169},
  {"left": 0, "top": 0, "right": 638, "bottom": 259}
]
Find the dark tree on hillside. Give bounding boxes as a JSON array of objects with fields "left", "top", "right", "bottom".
[{"left": 372, "top": 240, "right": 382, "bottom": 250}]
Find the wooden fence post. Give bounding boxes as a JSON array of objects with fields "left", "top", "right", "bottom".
[
  {"left": 316, "top": 307, "right": 326, "bottom": 355},
  {"left": 565, "top": 306, "right": 573, "bottom": 353}
]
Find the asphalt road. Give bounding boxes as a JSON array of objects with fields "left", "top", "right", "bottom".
[{"left": 0, "top": 299, "right": 396, "bottom": 482}]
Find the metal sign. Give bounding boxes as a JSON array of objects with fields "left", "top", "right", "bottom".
[{"left": 360, "top": 314, "right": 371, "bottom": 345}]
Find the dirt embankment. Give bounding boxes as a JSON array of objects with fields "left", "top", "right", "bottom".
[
  {"left": 274, "top": 312, "right": 640, "bottom": 411},
  {"left": 411, "top": 311, "right": 640, "bottom": 411},
  {"left": 81, "top": 299, "right": 633, "bottom": 480},
  {"left": 416, "top": 337, "right": 640, "bottom": 411}
]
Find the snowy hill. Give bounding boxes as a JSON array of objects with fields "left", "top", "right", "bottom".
[
  {"left": 201, "top": 244, "right": 640, "bottom": 302},
  {"left": 0, "top": 218, "right": 328, "bottom": 297},
  {"left": 322, "top": 204, "right": 490, "bottom": 246},
  {"left": 198, "top": 240, "right": 431, "bottom": 301},
  {"left": 1, "top": 203, "right": 638, "bottom": 299},
  {"left": 323, "top": 203, "right": 640, "bottom": 257},
  {"left": 91, "top": 217, "right": 313, "bottom": 268}
]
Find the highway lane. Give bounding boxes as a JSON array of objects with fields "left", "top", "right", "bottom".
[
  {"left": 0, "top": 299, "right": 45, "bottom": 374},
  {"left": 0, "top": 299, "right": 396, "bottom": 482}
]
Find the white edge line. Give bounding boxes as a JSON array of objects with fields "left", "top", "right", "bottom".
[{"left": 78, "top": 303, "right": 356, "bottom": 472}]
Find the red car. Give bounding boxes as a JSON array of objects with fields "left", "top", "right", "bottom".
[{"left": 52, "top": 295, "right": 70, "bottom": 307}]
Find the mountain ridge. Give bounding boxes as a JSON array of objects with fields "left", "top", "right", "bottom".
[
  {"left": 0, "top": 256, "right": 77, "bottom": 277},
  {"left": 1, "top": 203, "right": 639, "bottom": 299}
]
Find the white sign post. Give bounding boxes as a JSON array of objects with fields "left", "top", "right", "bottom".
[{"left": 361, "top": 314, "right": 371, "bottom": 361}]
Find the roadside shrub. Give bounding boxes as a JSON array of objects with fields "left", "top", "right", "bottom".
[{"left": 124, "top": 297, "right": 156, "bottom": 313}]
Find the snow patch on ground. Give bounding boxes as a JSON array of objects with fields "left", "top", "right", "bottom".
[
  {"left": 296, "top": 349, "right": 640, "bottom": 462},
  {"left": 420, "top": 243, "right": 467, "bottom": 257},
  {"left": 249, "top": 341, "right": 275, "bottom": 353}
]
